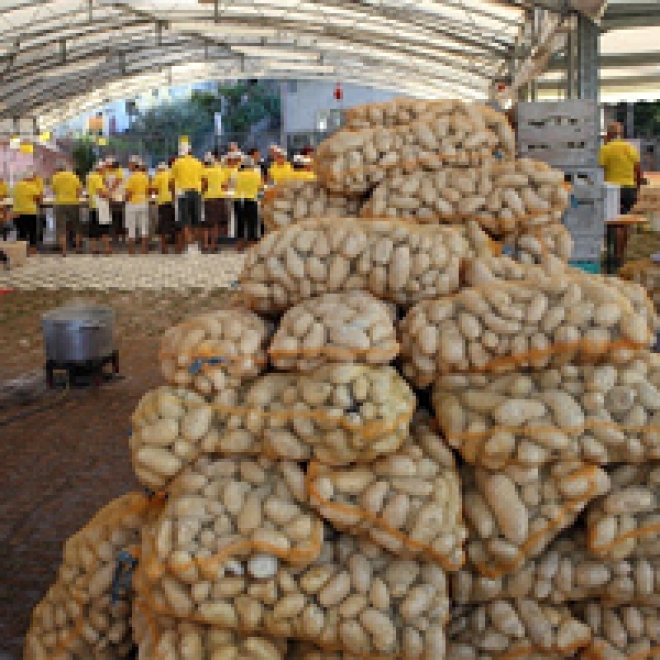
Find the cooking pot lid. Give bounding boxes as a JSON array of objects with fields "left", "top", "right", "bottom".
[{"left": 42, "top": 304, "right": 114, "bottom": 323}]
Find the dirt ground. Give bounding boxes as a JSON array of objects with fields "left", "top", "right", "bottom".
[{"left": 0, "top": 288, "right": 234, "bottom": 658}]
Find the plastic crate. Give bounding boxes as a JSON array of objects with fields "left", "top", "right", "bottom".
[{"left": 570, "top": 261, "right": 601, "bottom": 275}]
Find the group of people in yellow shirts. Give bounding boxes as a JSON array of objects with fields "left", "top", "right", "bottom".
[{"left": 0, "top": 142, "right": 316, "bottom": 257}]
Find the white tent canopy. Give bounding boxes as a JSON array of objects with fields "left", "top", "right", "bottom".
[{"left": 0, "top": 0, "right": 526, "bottom": 130}]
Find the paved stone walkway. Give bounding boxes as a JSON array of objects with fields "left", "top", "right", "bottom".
[{"left": 0, "top": 253, "right": 244, "bottom": 291}]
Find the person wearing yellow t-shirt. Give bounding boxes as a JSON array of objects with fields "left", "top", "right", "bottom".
[
  {"left": 290, "top": 154, "right": 317, "bottom": 182},
  {"left": 268, "top": 149, "right": 293, "bottom": 185},
  {"left": 104, "top": 156, "right": 125, "bottom": 243},
  {"left": 51, "top": 163, "right": 83, "bottom": 256},
  {"left": 124, "top": 157, "right": 151, "bottom": 255},
  {"left": 170, "top": 145, "right": 203, "bottom": 248},
  {"left": 202, "top": 152, "right": 233, "bottom": 252},
  {"left": 234, "top": 157, "right": 263, "bottom": 250},
  {"left": 0, "top": 176, "right": 9, "bottom": 239},
  {"left": 87, "top": 161, "right": 111, "bottom": 256},
  {"left": 12, "top": 170, "right": 42, "bottom": 255},
  {"left": 151, "top": 162, "right": 176, "bottom": 254},
  {"left": 599, "top": 122, "right": 643, "bottom": 261}
]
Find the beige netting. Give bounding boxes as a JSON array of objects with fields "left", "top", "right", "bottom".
[
  {"left": 132, "top": 599, "right": 289, "bottom": 660},
  {"left": 400, "top": 274, "right": 653, "bottom": 386},
  {"left": 447, "top": 600, "right": 592, "bottom": 659},
  {"left": 141, "top": 455, "right": 323, "bottom": 599},
  {"left": 587, "top": 464, "right": 660, "bottom": 561},
  {"left": 261, "top": 181, "right": 360, "bottom": 232},
  {"left": 344, "top": 100, "right": 515, "bottom": 156},
  {"left": 240, "top": 218, "right": 494, "bottom": 314},
  {"left": 360, "top": 160, "right": 568, "bottom": 238},
  {"left": 268, "top": 291, "right": 399, "bottom": 372},
  {"left": 137, "top": 533, "right": 449, "bottom": 659},
  {"left": 452, "top": 533, "right": 660, "bottom": 607},
  {"left": 24, "top": 493, "right": 160, "bottom": 660},
  {"left": 306, "top": 411, "right": 466, "bottom": 570},
  {"left": 159, "top": 309, "right": 272, "bottom": 397},
  {"left": 575, "top": 603, "right": 660, "bottom": 660},
  {"left": 315, "top": 105, "right": 515, "bottom": 196},
  {"left": 432, "top": 356, "right": 660, "bottom": 470},
  {"left": 461, "top": 461, "right": 610, "bottom": 579}
]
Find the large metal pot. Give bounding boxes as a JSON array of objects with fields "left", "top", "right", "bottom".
[{"left": 41, "top": 304, "right": 115, "bottom": 363}]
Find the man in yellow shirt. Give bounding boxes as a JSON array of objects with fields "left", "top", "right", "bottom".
[
  {"left": 291, "top": 155, "right": 317, "bottom": 181},
  {"left": 268, "top": 148, "right": 293, "bottom": 185},
  {"left": 87, "top": 161, "right": 111, "bottom": 256},
  {"left": 124, "top": 157, "right": 151, "bottom": 255},
  {"left": 234, "top": 156, "right": 263, "bottom": 250},
  {"left": 104, "top": 156, "right": 125, "bottom": 244},
  {"left": 151, "top": 162, "right": 176, "bottom": 254},
  {"left": 170, "top": 144, "right": 203, "bottom": 249},
  {"left": 202, "top": 152, "right": 232, "bottom": 252},
  {"left": 0, "top": 175, "right": 9, "bottom": 239},
  {"left": 12, "top": 170, "right": 42, "bottom": 255},
  {"left": 599, "top": 122, "right": 643, "bottom": 261},
  {"left": 51, "top": 163, "right": 83, "bottom": 256}
]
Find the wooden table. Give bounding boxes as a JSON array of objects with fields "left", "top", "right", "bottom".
[{"left": 605, "top": 214, "right": 648, "bottom": 274}]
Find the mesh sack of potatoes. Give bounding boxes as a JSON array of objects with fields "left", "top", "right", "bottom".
[
  {"left": 575, "top": 603, "right": 660, "bottom": 660},
  {"left": 159, "top": 309, "right": 272, "bottom": 397},
  {"left": 447, "top": 599, "right": 592, "bottom": 659},
  {"left": 587, "top": 464, "right": 660, "bottom": 561},
  {"left": 315, "top": 116, "right": 511, "bottom": 196},
  {"left": 306, "top": 411, "right": 466, "bottom": 571},
  {"left": 465, "top": 256, "right": 658, "bottom": 332},
  {"left": 140, "top": 455, "right": 323, "bottom": 598},
  {"left": 240, "top": 218, "right": 493, "bottom": 314},
  {"left": 344, "top": 99, "right": 515, "bottom": 151},
  {"left": 137, "top": 532, "right": 449, "bottom": 659},
  {"left": 452, "top": 533, "right": 660, "bottom": 607},
  {"left": 213, "top": 364, "right": 416, "bottom": 465},
  {"left": 289, "top": 643, "right": 391, "bottom": 660},
  {"left": 461, "top": 461, "right": 610, "bottom": 579},
  {"left": 268, "top": 291, "right": 399, "bottom": 372},
  {"left": 359, "top": 160, "right": 568, "bottom": 237},
  {"left": 503, "top": 224, "right": 574, "bottom": 265},
  {"left": 399, "top": 274, "right": 654, "bottom": 386},
  {"left": 261, "top": 180, "right": 360, "bottom": 232},
  {"left": 432, "top": 356, "right": 660, "bottom": 470},
  {"left": 130, "top": 387, "right": 214, "bottom": 491},
  {"left": 24, "top": 492, "right": 157, "bottom": 660},
  {"left": 132, "top": 598, "right": 289, "bottom": 660},
  {"left": 620, "top": 260, "right": 660, "bottom": 312}
]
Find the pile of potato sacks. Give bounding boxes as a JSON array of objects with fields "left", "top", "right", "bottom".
[{"left": 24, "top": 97, "right": 660, "bottom": 660}]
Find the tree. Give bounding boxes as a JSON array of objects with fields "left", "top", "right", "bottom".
[
  {"left": 71, "top": 138, "right": 96, "bottom": 178},
  {"left": 634, "top": 101, "right": 660, "bottom": 138}
]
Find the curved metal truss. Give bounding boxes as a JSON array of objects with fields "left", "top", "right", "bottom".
[{"left": 0, "top": 0, "right": 528, "bottom": 129}]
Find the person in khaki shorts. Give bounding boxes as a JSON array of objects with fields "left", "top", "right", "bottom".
[
  {"left": 124, "top": 157, "right": 151, "bottom": 255},
  {"left": 51, "top": 163, "right": 82, "bottom": 256}
]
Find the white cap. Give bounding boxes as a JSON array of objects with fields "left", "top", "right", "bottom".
[
  {"left": 228, "top": 150, "right": 243, "bottom": 159},
  {"left": 179, "top": 143, "right": 191, "bottom": 156},
  {"left": 157, "top": 162, "right": 168, "bottom": 171},
  {"left": 204, "top": 152, "right": 215, "bottom": 164},
  {"left": 24, "top": 168, "right": 35, "bottom": 178},
  {"left": 94, "top": 160, "right": 105, "bottom": 170}
]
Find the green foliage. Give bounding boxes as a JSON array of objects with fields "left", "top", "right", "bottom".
[
  {"left": 634, "top": 101, "right": 660, "bottom": 137},
  {"left": 71, "top": 138, "right": 96, "bottom": 178},
  {"left": 215, "top": 81, "right": 281, "bottom": 134}
]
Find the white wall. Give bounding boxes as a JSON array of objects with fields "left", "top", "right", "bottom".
[{"left": 281, "top": 80, "right": 401, "bottom": 134}]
